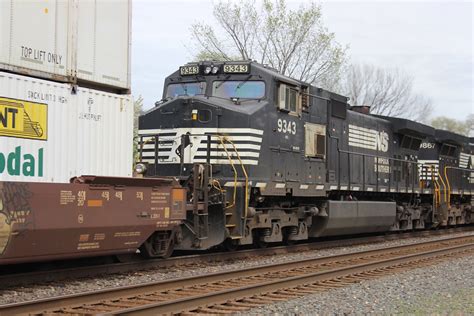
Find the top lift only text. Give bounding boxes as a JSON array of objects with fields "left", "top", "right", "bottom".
[{"left": 21, "top": 46, "right": 63, "bottom": 66}]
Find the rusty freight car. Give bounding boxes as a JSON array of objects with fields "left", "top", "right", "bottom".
[{"left": 0, "top": 176, "right": 186, "bottom": 265}]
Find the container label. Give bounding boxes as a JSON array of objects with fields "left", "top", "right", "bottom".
[
  {"left": 20, "top": 46, "right": 64, "bottom": 66},
  {"left": 0, "top": 97, "right": 47, "bottom": 140},
  {"left": 0, "top": 146, "right": 44, "bottom": 178}
]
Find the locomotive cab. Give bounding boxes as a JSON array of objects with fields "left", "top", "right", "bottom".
[
  {"left": 138, "top": 61, "right": 271, "bottom": 178},
  {"left": 138, "top": 61, "right": 283, "bottom": 249}
]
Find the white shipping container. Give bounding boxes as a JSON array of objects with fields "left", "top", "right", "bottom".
[
  {"left": 0, "top": 0, "right": 131, "bottom": 92},
  {"left": 76, "top": 0, "right": 131, "bottom": 90},
  {"left": 0, "top": 71, "right": 133, "bottom": 183},
  {"left": 0, "top": 0, "right": 72, "bottom": 79}
]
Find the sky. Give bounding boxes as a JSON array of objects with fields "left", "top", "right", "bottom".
[{"left": 132, "top": 0, "right": 473, "bottom": 121}]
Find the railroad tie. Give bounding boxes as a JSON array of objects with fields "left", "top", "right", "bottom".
[
  {"left": 123, "top": 297, "right": 159, "bottom": 304},
  {"left": 99, "top": 301, "right": 137, "bottom": 308},
  {"left": 280, "top": 288, "right": 306, "bottom": 295},
  {"left": 209, "top": 304, "right": 250, "bottom": 312},
  {"left": 225, "top": 300, "right": 262, "bottom": 308},
  {"left": 74, "top": 305, "right": 116, "bottom": 313},
  {"left": 260, "top": 293, "right": 292, "bottom": 301},
  {"left": 292, "top": 287, "right": 319, "bottom": 294},
  {"left": 195, "top": 306, "right": 232, "bottom": 314},
  {"left": 271, "top": 290, "right": 301, "bottom": 298},
  {"left": 242, "top": 297, "right": 277, "bottom": 304}
]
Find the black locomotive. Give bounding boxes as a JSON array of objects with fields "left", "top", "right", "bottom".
[{"left": 138, "top": 61, "right": 473, "bottom": 251}]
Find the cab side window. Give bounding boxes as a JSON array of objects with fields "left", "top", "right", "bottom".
[{"left": 278, "top": 83, "right": 300, "bottom": 115}]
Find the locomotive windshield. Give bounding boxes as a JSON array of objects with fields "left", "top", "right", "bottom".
[
  {"left": 166, "top": 82, "right": 206, "bottom": 97},
  {"left": 212, "top": 81, "right": 265, "bottom": 99}
]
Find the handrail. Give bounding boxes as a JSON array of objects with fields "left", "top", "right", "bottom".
[
  {"left": 443, "top": 165, "right": 474, "bottom": 205},
  {"left": 225, "top": 138, "right": 249, "bottom": 220},
  {"left": 217, "top": 135, "right": 238, "bottom": 210},
  {"left": 431, "top": 165, "right": 440, "bottom": 208},
  {"left": 437, "top": 171, "right": 447, "bottom": 203},
  {"left": 444, "top": 166, "right": 451, "bottom": 205},
  {"left": 216, "top": 135, "right": 249, "bottom": 220}
]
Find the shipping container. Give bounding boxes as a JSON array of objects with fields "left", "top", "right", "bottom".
[
  {"left": 0, "top": 71, "right": 133, "bottom": 183},
  {"left": 0, "top": 0, "right": 131, "bottom": 93}
]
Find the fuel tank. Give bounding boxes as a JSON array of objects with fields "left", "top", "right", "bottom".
[{"left": 309, "top": 201, "right": 396, "bottom": 237}]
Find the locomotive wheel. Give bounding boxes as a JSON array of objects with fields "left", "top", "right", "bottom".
[
  {"left": 282, "top": 227, "right": 297, "bottom": 245},
  {"left": 140, "top": 231, "right": 175, "bottom": 259},
  {"left": 254, "top": 238, "right": 268, "bottom": 248},
  {"left": 283, "top": 235, "right": 296, "bottom": 246},
  {"left": 223, "top": 238, "right": 239, "bottom": 251}
]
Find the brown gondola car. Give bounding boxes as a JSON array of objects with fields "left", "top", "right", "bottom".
[{"left": 0, "top": 176, "right": 186, "bottom": 265}]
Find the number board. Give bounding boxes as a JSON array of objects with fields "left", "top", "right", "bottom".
[
  {"left": 223, "top": 64, "right": 250, "bottom": 74},
  {"left": 180, "top": 65, "right": 199, "bottom": 76}
]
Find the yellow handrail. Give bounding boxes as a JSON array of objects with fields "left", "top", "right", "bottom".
[
  {"left": 225, "top": 138, "right": 249, "bottom": 220},
  {"left": 431, "top": 165, "right": 440, "bottom": 207},
  {"left": 437, "top": 171, "right": 447, "bottom": 204},
  {"left": 216, "top": 135, "right": 249, "bottom": 221},
  {"left": 444, "top": 166, "right": 451, "bottom": 205},
  {"left": 217, "top": 135, "right": 238, "bottom": 209}
]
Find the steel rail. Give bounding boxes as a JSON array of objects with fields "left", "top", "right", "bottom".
[
  {"left": 1, "top": 226, "right": 472, "bottom": 288},
  {"left": 1, "top": 234, "right": 473, "bottom": 315},
  {"left": 127, "top": 243, "right": 474, "bottom": 315}
]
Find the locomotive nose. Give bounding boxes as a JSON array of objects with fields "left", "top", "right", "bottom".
[{"left": 141, "top": 97, "right": 218, "bottom": 130}]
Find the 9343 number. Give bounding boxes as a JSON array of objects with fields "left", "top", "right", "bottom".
[
  {"left": 180, "top": 66, "right": 199, "bottom": 75},
  {"left": 277, "top": 118, "right": 296, "bottom": 135},
  {"left": 223, "top": 64, "right": 249, "bottom": 73}
]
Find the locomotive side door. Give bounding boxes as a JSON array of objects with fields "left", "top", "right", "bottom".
[
  {"left": 270, "top": 82, "right": 303, "bottom": 189},
  {"left": 304, "top": 122, "right": 327, "bottom": 186}
]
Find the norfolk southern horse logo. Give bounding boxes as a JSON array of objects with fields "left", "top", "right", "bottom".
[{"left": 348, "top": 125, "right": 389, "bottom": 153}]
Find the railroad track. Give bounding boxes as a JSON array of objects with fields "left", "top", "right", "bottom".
[
  {"left": 1, "top": 226, "right": 472, "bottom": 288},
  {"left": 0, "top": 226, "right": 474, "bottom": 289},
  {"left": 1, "top": 234, "right": 473, "bottom": 315}
]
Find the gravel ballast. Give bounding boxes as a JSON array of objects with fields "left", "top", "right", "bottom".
[
  {"left": 246, "top": 254, "right": 474, "bottom": 315},
  {"left": 0, "top": 231, "right": 473, "bottom": 306}
]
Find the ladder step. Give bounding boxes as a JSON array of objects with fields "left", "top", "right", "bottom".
[
  {"left": 197, "top": 213, "right": 209, "bottom": 216},
  {"left": 225, "top": 213, "right": 233, "bottom": 216},
  {"left": 226, "top": 224, "right": 236, "bottom": 228}
]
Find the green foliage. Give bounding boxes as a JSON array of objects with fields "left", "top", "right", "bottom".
[
  {"left": 431, "top": 114, "right": 474, "bottom": 136},
  {"left": 190, "top": 0, "right": 347, "bottom": 90}
]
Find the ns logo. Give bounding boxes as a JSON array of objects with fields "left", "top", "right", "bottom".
[{"left": 375, "top": 131, "right": 389, "bottom": 152}]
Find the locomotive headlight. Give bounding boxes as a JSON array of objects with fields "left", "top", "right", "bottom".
[
  {"left": 211, "top": 66, "right": 219, "bottom": 74},
  {"left": 135, "top": 163, "right": 147, "bottom": 175},
  {"left": 204, "top": 66, "right": 212, "bottom": 74},
  {"left": 191, "top": 109, "right": 198, "bottom": 121}
]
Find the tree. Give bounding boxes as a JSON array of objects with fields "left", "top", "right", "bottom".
[
  {"left": 133, "top": 96, "right": 144, "bottom": 163},
  {"left": 430, "top": 114, "right": 474, "bottom": 136},
  {"left": 190, "top": 0, "right": 347, "bottom": 90},
  {"left": 343, "top": 63, "right": 433, "bottom": 121}
]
